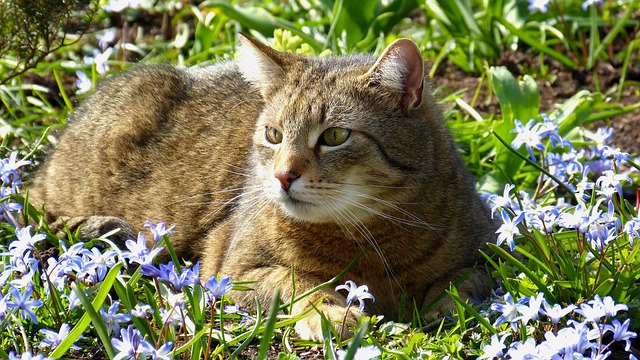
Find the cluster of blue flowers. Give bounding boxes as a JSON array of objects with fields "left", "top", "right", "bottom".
[
  {"left": 483, "top": 113, "right": 639, "bottom": 359},
  {"left": 490, "top": 118, "right": 635, "bottom": 253},
  {"left": 1, "top": 153, "right": 238, "bottom": 358},
  {"left": 528, "top": 0, "right": 605, "bottom": 13},
  {"left": 482, "top": 293, "right": 636, "bottom": 359}
]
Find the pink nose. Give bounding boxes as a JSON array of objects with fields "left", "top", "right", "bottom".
[{"left": 274, "top": 171, "right": 300, "bottom": 191}]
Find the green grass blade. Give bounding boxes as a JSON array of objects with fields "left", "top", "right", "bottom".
[
  {"left": 51, "top": 263, "right": 122, "bottom": 358},
  {"left": 447, "top": 287, "right": 496, "bottom": 334},
  {"left": 487, "top": 243, "right": 556, "bottom": 303},
  {"left": 230, "top": 296, "right": 263, "bottom": 357},
  {"left": 53, "top": 70, "right": 73, "bottom": 112},
  {"left": 340, "top": 321, "right": 369, "bottom": 360},
  {"left": 257, "top": 288, "right": 281, "bottom": 360}
]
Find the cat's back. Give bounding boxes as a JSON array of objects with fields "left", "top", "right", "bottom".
[{"left": 30, "top": 61, "right": 262, "bottom": 256}]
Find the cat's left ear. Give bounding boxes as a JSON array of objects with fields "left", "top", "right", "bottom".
[
  {"left": 236, "top": 33, "right": 288, "bottom": 97},
  {"left": 366, "top": 39, "right": 425, "bottom": 111}
]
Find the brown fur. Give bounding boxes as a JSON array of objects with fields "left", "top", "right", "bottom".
[{"left": 29, "top": 35, "right": 496, "bottom": 340}]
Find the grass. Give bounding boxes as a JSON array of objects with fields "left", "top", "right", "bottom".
[{"left": 1, "top": 0, "right": 639, "bottom": 359}]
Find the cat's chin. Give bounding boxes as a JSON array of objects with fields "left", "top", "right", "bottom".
[{"left": 278, "top": 197, "right": 336, "bottom": 224}]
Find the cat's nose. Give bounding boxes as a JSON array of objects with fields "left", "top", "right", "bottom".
[{"left": 274, "top": 171, "right": 300, "bottom": 191}]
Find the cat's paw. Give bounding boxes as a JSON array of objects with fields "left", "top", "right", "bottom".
[
  {"left": 50, "top": 215, "right": 137, "bottom": 249},
  {"left": 294, "top": 304, "right": 362, "bottom": 341}
]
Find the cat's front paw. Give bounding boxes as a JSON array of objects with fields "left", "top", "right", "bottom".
[{"left": 294, "top": 304, "right": 362, "bottom": 341}]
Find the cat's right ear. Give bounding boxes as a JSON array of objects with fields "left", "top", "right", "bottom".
[
  {"left": 236, "top": 34, "right": 286, "bottom": 97},
  {"left": 365, "top": 38, "right": 425, "bottom": 111}
]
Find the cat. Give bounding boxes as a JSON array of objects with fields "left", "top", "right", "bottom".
[{"left": 28, "top": 34, "right": 496, "bottom": 340}]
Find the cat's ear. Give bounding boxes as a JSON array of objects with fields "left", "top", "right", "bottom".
[
  {"left": 366, "top": 39, "right": 425, "bottom": 111},
  {"left": 236, "top": 33, "right": 287, "bottom": 97}
]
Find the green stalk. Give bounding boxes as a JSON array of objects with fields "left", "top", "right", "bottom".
[{"left": 492, "top": 131, "right": 575, "bottom": 196}]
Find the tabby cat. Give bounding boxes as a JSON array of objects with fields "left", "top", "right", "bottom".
[{"left": 29, "top": 35, "right": 496, "bottom": 340}]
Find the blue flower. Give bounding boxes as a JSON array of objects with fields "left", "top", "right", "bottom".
[
  {"left": 130, "top": 303, "right": 153, "bottom": 318},
  {"left": 478, "top": 333, "right": 509, "bottom": 359},
  {"left": 146, "top": 341, "right": 175, "bottom": 360},
  {"left": 582, "top": 0, "right": 604, "bottom": 11},
  {"left": 97, "top": 28, "right": 117, "bottom": 50},
  {"left": 506, "top": 338, "right": 539, "bottom": 359},
  {"left": 100, "top": 301, "right": 132, "bottom": 335},
  {"left": 144, "top": 220, "right": 174, "bottom": 243},
  {"left": 541, "top": 324, "right": 595, "bottom": 358},
  {"left": 604, "top": 318, "right": 636, "bottom": 351},
  {"left": 524, "top": 205, "right": 559, "bottom": 235},
  {"left": 9, "top": 225, "right": 46, "bottom": 256},
  {"left": 511, "top": 119, "right": 547, "bottom": 161},
  {"left": 205, "top": 275, "right": 233, "bottom": 298},
  {"left": 74, "top": 71, "right": 92, "bottom": 94},
  {"left": 601, "top": 145, "right": 630, "bottom": 164},
  {"left": 556, "top": 203, "right": 599, "bottom": 233},
  {"left": 491, "top": 292, "right": 527, "bottom": 331},
  {"left": 79, "top": 247, "right": 117, "bottom": 284},
  {"left": 112, "top": 325, "right": 154, "bottom": 360},
  {"left": 488, "top": 184, "right": 517, "bottom": 218},
  {"left": 0, "top": 292, "right": 8, "bottom": 322},
  {"left": 527, "top": 0, "right": 550, "bottom": 13},
  {"left": 39, "top": 323, "right": 79, "bottom": 350},
  {"left": 157, "top": 261, "right": 200, "bottom": 291},
  {"left": 595, "top": 170, "right": 631, "bottom": 199},
  {"left": 335, "top": 280, "right": 375, "bottom": 312},
  {"left": 122, "top": 232, "right": 163, "bottom": 267},
  {"left": 592, "top": 295, "right": 627, "bottom": 318},
  {"left": 8, "top": 351, "right": 53, "bottom": 360},
  {"left": 516, "top": 292, "right": 544, "bottom": 325},
  {"left": 495, "top": 210, "right": 525, "bottom": 251},
  {"left": 585, "top": 221, "right": 617, "bottom": 250},
  {"left": 83, "top": 48, "right": 113, "bottom": 76},
  {"left": 0, "top": 152, "right": 31, "bottom": 186},
  {"left": 6, "top": 284, "right": 44, "bottom": 323},
  {"left": 575, "top": 301, "right": 606, "bottom": 324},
  {"left": 541, "top": 300, "right": 576, "bottom": 325},
  {"left": 336, "top": 344, "right": 381, "bottom": 360},
  {"left": 539, "top": 114, "right": 572, "bottom": 149},
  {"left": 623, "top": 217, "right": 640, "bottom": 246}
]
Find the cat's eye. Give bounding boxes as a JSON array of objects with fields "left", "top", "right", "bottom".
[
  {"left": 321, "top": 127, "right": 351, "bottom": 146},
  {"left": 265, "top": 127, "right": 283, "bottom": 144}
]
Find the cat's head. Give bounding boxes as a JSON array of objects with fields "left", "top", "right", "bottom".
[{"left": 237, "top": 34, "right": 438, "bottom": 224}]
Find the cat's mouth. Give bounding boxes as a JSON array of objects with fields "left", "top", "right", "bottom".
[{"left": 276, "top": 192, "right": 330, "bottom": 223}]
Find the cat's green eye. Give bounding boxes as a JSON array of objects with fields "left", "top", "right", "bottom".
[
  {"left": 265, "top": 127, "right": 283, "bottom": 144},
  {"left": 322, "top": 127, "right": 351, "bottom": 146}
]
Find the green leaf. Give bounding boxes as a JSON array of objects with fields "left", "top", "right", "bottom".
[{"left": 199, "top": 1, "right": 321, "bottom": 52}]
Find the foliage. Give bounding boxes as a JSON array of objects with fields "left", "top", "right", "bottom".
[
  {"left": 0, "top": 0, "right": 99, "bottom": 85},
  {"left": 0, "top": 0, "right": 639, "bottom": 358}
]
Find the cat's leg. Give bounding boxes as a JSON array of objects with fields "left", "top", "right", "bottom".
[
  {"left": 214, "top": 262, "right": 361, "bottom": 341},
  {"left": 49, "top": 215, "right": 137, "bottom": 249},
  {"left": 421, "top": 268, "right": 490, "bottom": 318}
]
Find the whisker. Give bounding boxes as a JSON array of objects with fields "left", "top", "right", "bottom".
[
  {"left": 325, "top": 196, "right": 401, "bottom": 295},
  {"left": 200, "top": 188, "right": 264, "bottom": 224}
]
